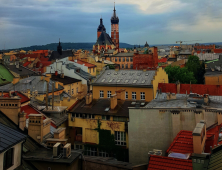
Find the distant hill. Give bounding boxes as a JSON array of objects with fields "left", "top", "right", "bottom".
[
  {"left": 5, "top": 42, "right": 222, "bottom": 51},
  {"left": 7, "top": 42, "right": 136, "bottom": 51}
]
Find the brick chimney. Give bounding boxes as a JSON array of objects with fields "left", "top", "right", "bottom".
[
  {"left": 116, "top": 89, "right": 125, "bottom": 100},
  {"left": 28, "top": 114, "right": 51, "bottom": 143},
  {"left": 54, "top": 128, "right": 66, "bottom": 139},
  {"left": 192, "top": 120, "right": 206, "bottom": 154},
  {"left": 110, "top": 94, "right": 117, "bottom": 110},
  {"left": 19, "top": 111, "right": 26, "bottom": 131},
  {"left": 86, "top": 93, "right": 92, "bottom": 105}
]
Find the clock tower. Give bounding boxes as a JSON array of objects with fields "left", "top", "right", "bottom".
[{"left": 111, "top": 3, "right": 119, "bottom": 50}]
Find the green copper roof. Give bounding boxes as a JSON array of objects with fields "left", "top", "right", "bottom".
[
  {"left": 0, "top": 64, "right": 14, "bottom": 86},
  {"left": 205, "top": 59, "right": 218, "bottom": 64}
]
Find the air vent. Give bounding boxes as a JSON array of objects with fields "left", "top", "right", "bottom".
[
  {"left": 133, "top": 80, "right": 137, "bottom": 83},
  {"left": 105, "top": 108, "right": 109, "bottom": 112},
  {"left": 131, "top": 102, "right": 136, "bottom": 105}
]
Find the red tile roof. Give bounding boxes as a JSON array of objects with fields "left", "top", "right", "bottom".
[
  {"left": 147, "top": 155, "right": 193, "bottom": 170},
  {"left": 71, "top": 59, "right": 96, "bottom": 68},
  {"left": 4, "top": 91, "right": 30, "bottom": 104},
  {"left": 21, "top": 105, "right": 41, "bottom": 119},
  {"left": 214, "top": 49, "right": 222, "bottom": 53},
  {"left": 23, "top": 61, "right": 32, "bottom": 67},
  {"left": 158, "top": 83, "right": 222, "bottom": 96},
  {"left": 167, "top": 130, "right": 193, "bottom": 154},
  {"left": 32, "top": 50, "right": 48, "bottom": 56},
  {"left": 158, "top": 58, "right": 167, "bottom": 63},
  {"left": 36, "top": 61, "right": 52, "bottom": 68}
]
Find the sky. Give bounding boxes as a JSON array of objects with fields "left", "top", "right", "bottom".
[{"left": 0, "top": 0, "right": 222, "bottom": 49}]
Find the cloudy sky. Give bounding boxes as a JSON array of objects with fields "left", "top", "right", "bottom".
[{"left": 0, "top": 0, "right": 222, "bottom": 49}]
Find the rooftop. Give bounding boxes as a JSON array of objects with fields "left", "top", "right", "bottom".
[
  {"left": 0, "top": 122, "right": 26, "bottom": 153},
  {"left": 4, "top": 91, "right": 30, "bottom": 104},
  {"left": 0, "top": 76, "right": 64, "bottom": 94},
  {"left": 49, "top": 50, "right": 73, "bottom": 61},
  {"left": 51, "top": 74, "right": 81, "bottom": 85},
  {"left": 95, "top": 31, "right": 114, "bottom": 46},
  {"left": 6, "top": 64, "right": 39, "bottom": 77},
  {"left": 166, "top": 130, "right": 193, "bottom": 155},
  {"left": 71, "top": 59, "right": 96, "bottom": 68},
  {"left": 71, "top": 99, "right": 147, "bottom": 117},
  {"left": 113, "top": 53, "right": 134, "bottom": 57},
  {"left": 147, "top": 155, "right": 193, "bottom": 170},
  {"left": 93, "top": 69, "right": 156, "bottom": 87}
]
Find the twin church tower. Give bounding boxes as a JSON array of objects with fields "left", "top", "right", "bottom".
[{"left": 93, "top": 3, "right": 119, "bottom": 53}]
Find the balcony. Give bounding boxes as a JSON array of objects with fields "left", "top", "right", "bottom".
[{"left": 76, "top": 134, "right": 82, "bottom": 142}]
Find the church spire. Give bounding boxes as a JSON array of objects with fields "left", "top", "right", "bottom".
[{"left": 111, "top": 2, "right": 119, "bottom": 24}]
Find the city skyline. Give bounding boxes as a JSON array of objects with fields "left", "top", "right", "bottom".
[{"left": 0, "top": 0, "right": 221, "bottom": 49}]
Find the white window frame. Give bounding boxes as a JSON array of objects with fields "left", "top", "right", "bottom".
[
  {"left": 107, "top": 91, "right": 111, "bottom": 98},
  {"left": 132, "top": 92, "right": 136, "bottom": 100},
  {"left": 100, "top": 90, "right": 104, "bottom": 98},
  {"left": 140, "top": 92, "right": 145, "bottom": 100},
  {"left": 115, "top": 131, "right": 126, "bottom": 146},
  {"left": 125, "top": 92, "right": 128, "bottom": 99},
  {"left": 72, "top": 89, "right": 74, "bottom": 95},
  {"left": 99, "top": 150, "right": 109, "bottom": 157},
  {"left": 85, "top": 146, "right": 97, "bottom": 156},
  {"left": 87, "top": 114, "right": 95, "bottom": 119}
]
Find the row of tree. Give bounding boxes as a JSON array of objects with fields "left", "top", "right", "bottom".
[{"left": 165, "top": 55, "right": 205, "bottom": 84}]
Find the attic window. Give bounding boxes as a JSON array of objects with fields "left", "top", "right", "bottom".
[
  {"left": 114, "top": 72, "right": 118, "bottom": 75},
  {"left": 122, "top": 72, "right": 126, "bottom": 75},
  {"left": 125, "top": 80, "right": 129, "bottom": 83},
  {"left": 133, "top": 80, "right": 137, "bottom": 83},
  {"left": 117, "top": 79, "right": 121, "bottom": 83},
  {"left": 101, "top": 79, "right": 105, "bottom": 82},
  {"left": 107, "top": 72, "right": 111, "bottom": 75},
  {"left": 137, "top": 73, "right": 141, "bottom": 76},
  {"left": 142, "top": 80, "right": 146, "bottom": 83},
  {"left": 109, "top": 79, "right": 114, "bottom": 82},
  {"left": 130, "top": 73, "right": 134, "bottom": 76},
  {"left": 105, "top": 108, "right": 109, "bottom": 112},
  {"left": 145, "top": 73, "right": 149, "bottom": 76}
]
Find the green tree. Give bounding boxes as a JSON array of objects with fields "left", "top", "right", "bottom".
[
  {"left": 165, "top": 65, "right": 197, "bottom": 84},
  {"left": 186, "top": 55, "right": 205, "bottom": 84}
]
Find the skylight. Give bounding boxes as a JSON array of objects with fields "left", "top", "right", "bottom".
[
  {"left": 142, "top": 80, "right": 146, "bottom": 83},
  {"left": 125, "top": 80, "right": 129, "bottom": 83},
  {"left": 109, "top": 79, "right": 113, "bottom": 82},
  {"left": 133, "top": 80, "right": 137, "bottom": 83},
  {"left": 101, "top": 79, "right": 105, "bottom": 82},
  {"left": 117, "top": 79, "right": 121, "bottom": 83},
  {"left": 107, "top": 72, "right": 111, "bottom": 75},
  {"left": 146, "top": 73, "right": 149, "bottom": 76},
  {"left": 137, "top": 73, "right": 141, "bottom": 76}
]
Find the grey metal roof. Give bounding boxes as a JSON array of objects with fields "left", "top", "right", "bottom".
[
  {"left": 0, "top": 76, "right": 64, "bottom": 94},
  {"left": 6, "top": 64, "right": 39, "bottom": 77},
  {"left": 65, "top": 63, "right": 95, "bottom": 81},
  {"left": 0, "top": 122, "right": 26, "bottom": 153},
  {"left": 113, "top": 53, "right": 134, "bottom": 57},
  {"left": 49, "top": 50, "right": 73, "bottom": 61},
  {"left": 93, "top": 69, "right": 156, "bottom": 87}
]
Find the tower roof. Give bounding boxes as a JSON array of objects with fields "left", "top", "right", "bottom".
[
  {"left": 97, "top": 18, "right": 106, "bottom": 32},
  {"left": 145, "top": 41, "right": 149, "bottom": 47},
  {"left": 111, "top": 2, "right": 119, "bottom": 24},
  {"left": 95, "top": 31, "right": 114, "bottom": 46}
]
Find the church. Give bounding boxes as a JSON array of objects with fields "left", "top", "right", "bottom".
[{"left": 93, "top": 4, "right": 119, "bottom": 54}]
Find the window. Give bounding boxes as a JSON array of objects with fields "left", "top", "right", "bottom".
[
  {"left": 72, "top": 89, "right": 74, "bottom": 95},
  {"left": 76, "top": 87, "right": 78, "bottom": 94},
  {"left": 119, "top": 57, "right": 121, "bottom": 62},
  {"left": 122, "top": 58, "right": 125, "bottom": 62},
  {"left": 75, "top": 144, "right": 83, "bottom": 150},
  {"left": 132, "top": 92, "right": 136, "bottom": 100},
  {"left": 130, "top": 57, "right": 133, "bottom": 62},
  {"left": 99, "top": 150, "right": 109, "bottom": 157},
  {"left": 115, "top": 131, "right": 126, "bottom": 146},
  {"left": 113, "top": 117, "right": 127, "bottom": 122},
  {"left": 93, "top": 68, "right": 95, "bottom": 72},
  {"left": 122, "top": 64, "right": 124, "bottom": 68},
  {"left": 89, "top": 69, "right": 91, "bottom": 73},
  {"left": 130, "top": 64, "right": 133, "bottom": 69},
  {"left": 141, "top": 92, "right": 145, "bottom": 100},
  {"left": 68, "top": 90, "right": 70, "bottom": 94},
  {"left": 126, "top": 58, "right": 129, "bottom": 62},
  {"left": 107, "top": 91, "right": 111, "bottom": 98},
  {"left": 87, "top": 114, "right": 95, "bottom": 119},
  {"left": 85, "top": 146, "right": 97, "bottom": 156},
  {"left": 3, "top": 148, "right": 14, "bottom": 170},
  {"left": 125, "top": 92, "right": 128, "bottom": 99},
  {"left": 102, "top": 115, "right": 110, "bottom": 120},
  {"left": 125, "top": 64, "right": 128, "bottom": 69},
  {"left": 115, "top": 58, "right": 117, "bottom": 62},
  {"left": 100, "top": 91, "right": 104, "bottom": 98}
]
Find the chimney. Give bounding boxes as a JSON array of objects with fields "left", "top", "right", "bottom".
[
  {"left": 12, "top": 77, "right": 20, "bottom": 85},
  {"left": 55, "top": 71, "right": 58, "bottom": 76},
  {"left": 55, "top": 82, "right": 59, "bottom": 89},
  {"left": 46, "top": 81, "right": 49, "bottom": 110},
  {"left": 19, "top": 111, "right": 26, "bottom": 131},
  {"left": 203, "top": 94, "right": 209, "bottom": 105},
  {"left": 167, "top": 93, "right": 176, "bottom": 100},
  {"left": 217, "top": 112, "right": 222, "bottom": 125},
  {"left": 176, "top": 81, "right": 180, "bottom": 94},
  {"left": 110, "top": 94, "right": 117, "bottom": 110},
  {"left": 54, "top": 128, "right": 66, "bottom": 139},
  {"left": 28, "top": 57, "right": 30, "bottom": 61},
  {"left": 192, "top": 120, "right": 206, "bottom": 154},
  {"left": 116, "top": 89, "right": 125, "bottom": 100},
  {"left": 86, "top": 93, "right": 92, "bottom": 105},
  {"left": 28, "top": 114, "right": 44, "bottom": 143}
]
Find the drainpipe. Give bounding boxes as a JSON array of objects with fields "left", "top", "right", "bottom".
[{"left": 52, "top": 82, "right": 54, "bottom": 110}]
